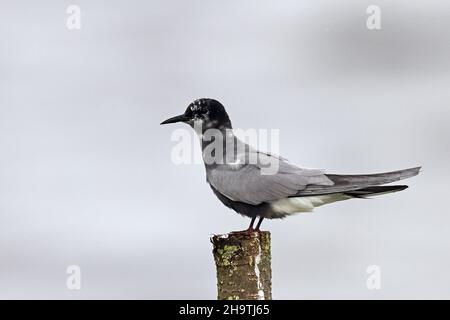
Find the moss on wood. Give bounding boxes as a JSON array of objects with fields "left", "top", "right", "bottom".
[{"left": 211, "top": 231, "right": 272, "bottom": 300}]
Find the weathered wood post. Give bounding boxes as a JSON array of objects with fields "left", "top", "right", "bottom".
[{"left": 211, "top": 231, "right": 272, "bottom": 300}]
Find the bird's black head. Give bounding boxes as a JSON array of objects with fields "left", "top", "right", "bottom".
[{"left": 160, "top": 98, "right": 232, "bottom": 131}]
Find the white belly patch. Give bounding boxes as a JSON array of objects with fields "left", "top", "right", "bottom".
[{"left": 269, "top": 194, "right": 351, "bottom": 217}]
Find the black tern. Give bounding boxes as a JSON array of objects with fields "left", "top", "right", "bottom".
[{"left": 161, "top": 98, "right": 420, "bottom": 232}]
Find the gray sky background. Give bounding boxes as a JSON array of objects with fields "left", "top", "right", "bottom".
[{"left": 0, "top": 0, "right": 449, "bottom": 299}]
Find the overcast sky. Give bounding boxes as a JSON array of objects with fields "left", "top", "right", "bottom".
[{"left": 0, "top": 0, "right": 449, "bottom": 299}]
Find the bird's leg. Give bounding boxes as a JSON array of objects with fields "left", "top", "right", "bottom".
[
  {"left": 231, "top": 217, "right": 261, "bottom": 233},
  {"left": 230, "top": 217, "right": 256, "bottom": 234},
  {"left": 254, "top": 217, "right": 264, "bottom": 231},
  {"left": 246, "top": 216, "right": 256, "bottom": 232}
]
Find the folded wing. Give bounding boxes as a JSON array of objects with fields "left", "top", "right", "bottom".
[
  {"left": 207, "top": 149, "right": 421, "bottom": 204},
  {"left": 297, "top": 167, "right": 421, "bottom": 196},
  {"left": 206, "top": 152, "right": 333, "bottom": 205}
]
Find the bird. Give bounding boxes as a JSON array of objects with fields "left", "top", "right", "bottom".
[{"left": 161, "top": 98, "right": 421, "bottom": 232}]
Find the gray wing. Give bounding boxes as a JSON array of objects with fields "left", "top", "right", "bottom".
[
  {"left": 296, "top": 166, "right": 421, "bottom": 196},
  {"left": 206, "top": 152, "right": 333, "bottom": 205}
]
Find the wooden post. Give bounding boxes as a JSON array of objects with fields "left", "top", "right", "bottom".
[{"left": 211, "top": 231, "right": 272, "bottom": 300}]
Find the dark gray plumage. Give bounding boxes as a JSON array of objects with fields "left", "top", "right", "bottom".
[{"left": 161, "top": 98, "right": 421, "bottom": 231}]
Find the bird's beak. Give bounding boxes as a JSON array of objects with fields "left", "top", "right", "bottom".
[{"left": 160, "top": 114, "right": 189, "bottom": 125}]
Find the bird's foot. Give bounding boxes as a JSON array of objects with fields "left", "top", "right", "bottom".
[
  {"left": 229, "top": 217, "right": 264, "bottom": 235},
  {"left": 229, "top": 227, "right": 260, "bottom": 235}
]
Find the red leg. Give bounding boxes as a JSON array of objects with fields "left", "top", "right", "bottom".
[
  {"left": 247, "top": 216, "right": 256, "bottom": 231},
  {"left": 230, "top": 216, "right": 257, "bottom": 234},
  {"left": 254, "top": 217, "right": 264, "bottom": 231}
]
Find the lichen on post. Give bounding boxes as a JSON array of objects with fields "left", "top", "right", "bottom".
[{"left": 211, "top": 231, "right": 272, "bottom": 300}]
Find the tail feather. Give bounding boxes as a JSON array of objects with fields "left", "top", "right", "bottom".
[
  {"left": 344, "top": 185, "right": 408, "bottom": 198},
  {"left": 326, "top": 167, "right": 420, "bottom": 187},
  {"left": 297, "top": 166, "right": 421, "bottom": 196}
]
